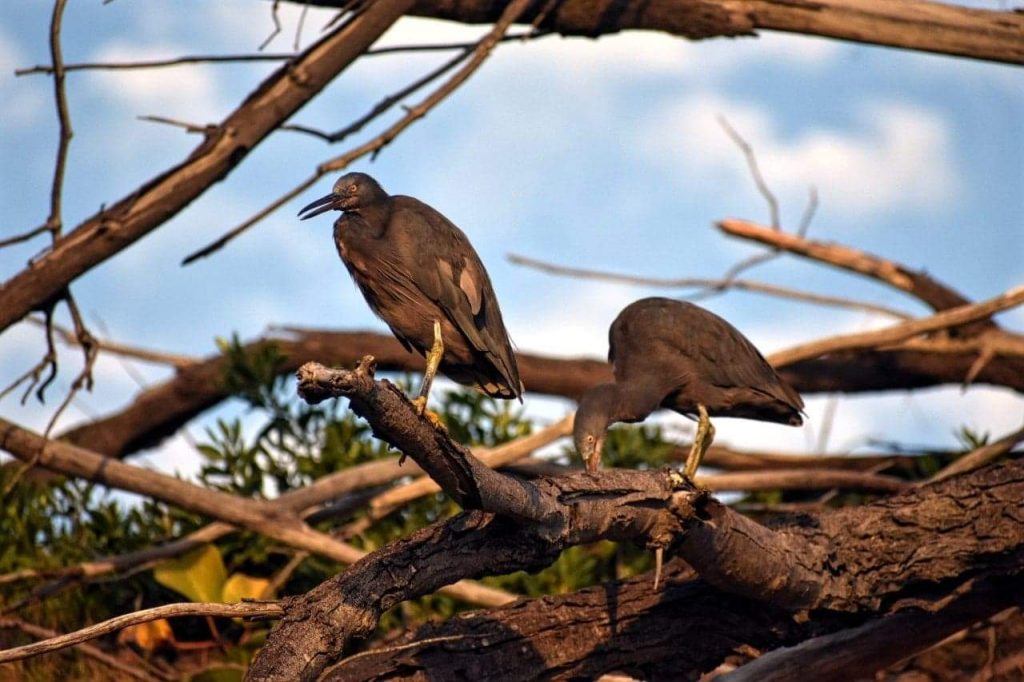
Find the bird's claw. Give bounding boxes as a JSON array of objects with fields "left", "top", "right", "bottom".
[{"left": 411, "top": 396, "right": 447, "bottom": 432}]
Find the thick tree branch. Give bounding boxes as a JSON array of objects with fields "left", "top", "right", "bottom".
[
  {"left": 0, "top": 0, "right": 415, "bottom": 335},
  {"left": 251, "top": 359, "right": 1024, "bottom": 678},
  {"left": 55, "top": 321, "right": 1024, "bottom": 464},
  {"left": 296, "top": 0, "right": 1024, "bottom": 65},
  {"left": 0, "top": 417, "right": 515, "bottom": 609}
]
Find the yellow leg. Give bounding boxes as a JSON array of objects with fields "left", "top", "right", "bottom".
[
  {"left": 412, "top": 320, "right": 444, "bottom": 416},
  {"left": 684, "top": 404, "right": 715, "bottom": 479}
]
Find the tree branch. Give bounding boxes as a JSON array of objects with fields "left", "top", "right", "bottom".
[
  {"left": 252, "top": 359, "right": 1024, "bottom": 677},
  {"left": 356, "top": 0, "right": 1024, "bottom": 65},
  {"left": 0, "top": 602, "right": 283, "bottom": 664},
  {"left": 0, "top": 0, "right": 415, "bottom": 335}
]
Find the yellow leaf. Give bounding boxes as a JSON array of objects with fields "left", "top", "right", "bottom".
[
  {"left": 154, "top": 544, "right": 227, "bottom": 603},
  {"left": 222, "top": 572, "right": 273, "bottom": 603},
  {"left": 118, "top": 618, "right": 175, "bottom": 651}
]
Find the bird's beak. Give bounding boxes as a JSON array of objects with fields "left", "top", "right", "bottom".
[{"left": 298, "top": 193, "right": 339, "bottom": 220}]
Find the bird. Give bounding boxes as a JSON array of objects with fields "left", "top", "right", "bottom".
[
  {"left": 574, "top": 297, "right": 803, "bottom": 479},
  {"left": 298, "top": 172, "right": 523, "bottom": 417}
]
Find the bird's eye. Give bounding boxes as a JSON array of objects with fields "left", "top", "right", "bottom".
[{"left": 348, "top": 185, "right": 358, "bottom": 194}]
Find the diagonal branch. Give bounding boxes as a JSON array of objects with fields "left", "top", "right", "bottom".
[
  {"left": 0, "top": 417, "right": 515, "bottom": 609},
  {"left": 183, "top": 0, "right": 535, "bottom": 264},
  {"left": 0, "top": 0, "right": 415, "bottom": 335}
]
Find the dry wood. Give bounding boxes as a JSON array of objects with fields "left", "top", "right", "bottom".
[
  {"left": 246, "top": 358, "right": 1024, "bottom": 679},
  {"left": 0, "top": 602, "right": 284, "bottom": 664},
  {"left": 0, "top": 0, "right": 415, "bottom": 335},
  {"left": 398, "top": 0, "right": 1024, "bottom": 64},
  {"left": 0, "top": 417, "right": 514, "bottom": 609}
]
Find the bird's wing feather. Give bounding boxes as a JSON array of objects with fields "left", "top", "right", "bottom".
[{"left": 392, "top": 199, "right": 521, "bottom": 393}]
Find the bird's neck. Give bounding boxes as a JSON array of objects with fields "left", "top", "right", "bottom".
[
  {"left": 344, "top": 202, "right": 391, "bottom": 238},
  {"left": 609, "top": 381, "right": 664, "bottom": 423}
]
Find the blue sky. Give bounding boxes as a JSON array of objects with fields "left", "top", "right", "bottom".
[{"left": 1, "top": 1, "right": 1022, "bottom": 476}]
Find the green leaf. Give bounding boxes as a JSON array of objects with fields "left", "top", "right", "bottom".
[
  {"left": 222, "top": 572, "right": 272, "bottom": 603},
  {"left": 154, "top": 544, "right": 227, "bottom": 603}
]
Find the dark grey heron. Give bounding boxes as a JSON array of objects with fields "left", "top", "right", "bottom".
[
  {"left": 574, "top": 297, "right": 803, "bottom": 477},
  {"left": 299, "top": 173, "right": 523, "bottom": 416}
]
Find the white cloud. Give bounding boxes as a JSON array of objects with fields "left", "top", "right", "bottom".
[
  {"left": 86, "top": 42, "right": 227, "bottom": 120},
  {"left": 0, "top": 30, "right": 47, "bottom": 128},
  {"left": 640, "top": 92, "right": 959, "bottom": 216}
]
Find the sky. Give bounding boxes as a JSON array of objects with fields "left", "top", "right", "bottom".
[{"left": 1, "top": 0, "right": 1022, "bottom": 479}]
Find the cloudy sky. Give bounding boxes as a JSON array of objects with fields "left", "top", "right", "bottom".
[{"left": 1, "top": 1, "right": 1022, "bottom": 477}]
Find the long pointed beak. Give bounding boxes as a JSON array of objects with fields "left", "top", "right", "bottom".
[{"left": 298, "top": 193, "right": 339, "bottom": 220}]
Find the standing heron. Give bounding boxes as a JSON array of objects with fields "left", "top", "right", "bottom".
[
  {"left": 574, "top": 297, "right": 803, "bottom": 478},
  {"left": 298, "top": 173, "right": 523, "bottom": 415}
]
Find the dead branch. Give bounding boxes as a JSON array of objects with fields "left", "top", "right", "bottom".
[
  {"left": 508, "top": 253, "right": 913, "bottom": 319},
  {"left": 51, "top": 322, "right": 1024, "bottom": 466},
  {"left": 0, "top": 417, "right": 515, "bottom": 609},
  {"left": 700, "top": 468, "right": 909, "bottom": 493},
  {"left": 766, "top": 285, "right": 1024, "bottom": 367},
  {"left": 0, "top": 618, "right": 173, "bottom": 680},
  {"left": 0, "top": 0, "right": 414, "bottom": 335},
  {"left": 183, "top": 0, "right": 533, "bottom": 264},
  {"left": 30, "top": 313, "right": 197, "bottom": 369},
  {"left": 929, "top": 423, "right": 1024, "bottom": 483},
  {"left": 248, "top": 358, "right": 1024, "bottom": 678},
  {"left": 392, "top": 0, "right": 1024, "bottom": 65},
  {"left": 718, "top": 218, "right": 980, "bottom": 318},
  {"left": 0, "top": 602, "right": 284, "bottom": 664},
  {"left": 720, "top": 578, "right": 1024, "bottom": 682}
]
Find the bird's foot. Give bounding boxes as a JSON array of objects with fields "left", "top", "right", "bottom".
[{"left": 412, "top": 396, "right": 447, "bottom": 432}]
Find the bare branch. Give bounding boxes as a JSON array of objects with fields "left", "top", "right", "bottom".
[
  {"left": 765, "top": 285, "right": 1024, "bottom": 368},
  {"left": 29, "top": 314, "right": 198, "bottom": 369},
  {"left": 182, "top": 0, "right": 534, "bottom": 263},
  {"left": 509, "top": 253, "right": 913, "bottom": 319},
  {"left": 401, "top": 0, "right": 1024, "bottom": 65},
  {"left": 718, "top": 115, "right": 779, "bottom": 230},
  {"left": 718, "top": 218, "right": 980, "bottom": 317},
  {"left": 44, "top": 0, "right": 72, "bottom": 241},
  {"left": 0, "top": 0, "right": 416, "bottom": 335},
  {"left": 928, "top": 423, "right": 1024, "bottom": 483},
  {"left": 0, "top": 602, "right": 284, "bottom": 664},
  {"left": 0, "top": 417, "right": 516, "bottom": 609},
  {"left": 0, "top": 618, "right": 170, "bottom": 680}
]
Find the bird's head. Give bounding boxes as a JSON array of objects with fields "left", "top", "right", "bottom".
[
  {"left": 573, "top": 383, "right": 617, "bottom": 472},
  {"left": 298, "top": 172, "right": 387, "bottom": 220}
]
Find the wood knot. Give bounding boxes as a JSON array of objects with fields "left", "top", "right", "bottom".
[{"left": 355, "top": 355, "right": 377, "bottom": 378}]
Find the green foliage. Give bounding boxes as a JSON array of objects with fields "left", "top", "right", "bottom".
[{"left": 0, "top": 338, "right": 674, "bottom": 675}]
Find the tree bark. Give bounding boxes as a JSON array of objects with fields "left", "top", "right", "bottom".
[
  {"left": 297, "top": 0, "right": 1024, "bottom": 65},
  {"left": 60, "top": 330, "right": 1024, "bottom": 461},
  {"left": 245, "top": 360, "right": 1024, "bottom": 680}
]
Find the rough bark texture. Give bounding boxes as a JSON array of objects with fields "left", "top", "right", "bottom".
[
  {"left": 245, "top": 361, "right": 1024, "bottom": 680},
  {"left": 59, "top": 330, "right": 1024, "bottom": 461},
  {"left": 299, "top": 0, "right": 1024, "bottom": 65}
]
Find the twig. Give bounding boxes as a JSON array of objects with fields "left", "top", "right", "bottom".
[
  {"left": 294, "top": 2, "right": 310, "bottom": 51},
  {"left": 280, "top": 43, "right": 475, "bottom": 143},
  {"left": 28, "top": 313, "right": 197, "bottom": 368},
  {"left": 0, "top": 602, "right": 283, "bottom": 664},
  {"left": 766, "top": 285, "right": 1024, "bottom": 368},
  {"left": 509, "top": 253, "right": 912, "bottom": 319},
  {"left": 260, "top": 0, "right": 283, "bottom": 51},
  {"left": 699, "top": 468, "right": 909, "bottom": 494},
  {"left": 45, "top": 0, "right": 72, "bottom": 241},
  {"left": 928, "top": 423, "right": 1024, "bottom": 483},
  {"left": 0, "top": 618, "right": 170, "bottom": 680},
  {"left": 137, "top": 114, "right": 214, "bottom": 134},
  {"left": 718, "top": 115, "right": 779, "bottom": 230},
  {"left": 324, "top": 634, "right": 483, "bottom": 675},
  {"left": 182, "top": 0, "right": 534, "bottom": 265},
  {"left": 0, "top": 224, "right": 52, "bottom": 249},
  {"left": 718, "top": 219, "right": 981, "bottom": 318},
  {"left": 13, "top": 35, "right": 543, "bottom": 77}
]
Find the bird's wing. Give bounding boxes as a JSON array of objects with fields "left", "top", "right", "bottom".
[
  {"left": 393, "top": 199, "right": 522, "bottom": 394},
  {"left": 667, "top": 305, "right": 804, "bottom": 410}
]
